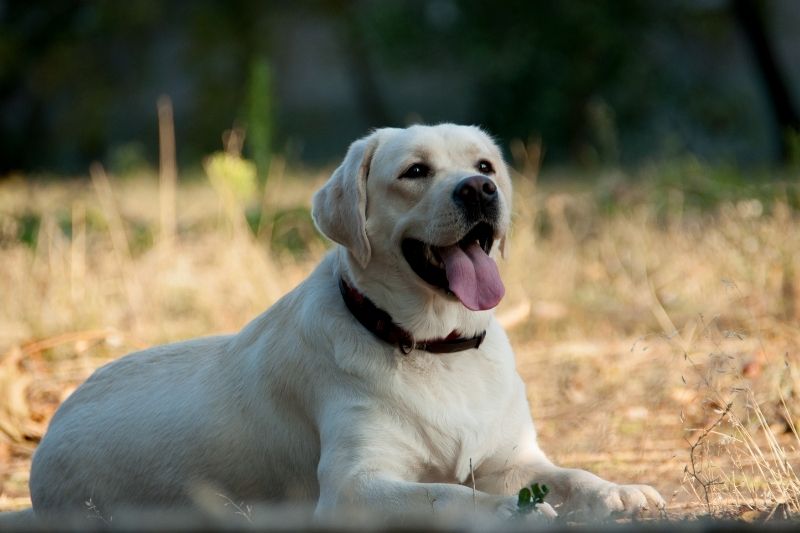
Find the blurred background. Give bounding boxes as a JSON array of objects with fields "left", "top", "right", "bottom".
[{"left": 2, "top": 0, "right": 799, "bottom": 175}]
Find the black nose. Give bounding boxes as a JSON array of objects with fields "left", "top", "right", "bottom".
[{"left": 453, "top": 175, "right": 498, "bottom": 215}]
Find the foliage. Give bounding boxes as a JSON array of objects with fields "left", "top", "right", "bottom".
[
  {"left": 245, "top": 56, "right": 274, "bottom": 184},
  {"left": 1, "top": 1, "right": 796, "bottom": 172},
  {"left": 205, "top": 151, "right": 258, "bottom": 206},
  {"left": 516, "top": 483, "right": 549, "bottom": 515}
]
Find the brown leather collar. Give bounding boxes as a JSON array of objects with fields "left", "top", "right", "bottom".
[{"left": 339, "top": 278, "right": 486, "bottom": 354}]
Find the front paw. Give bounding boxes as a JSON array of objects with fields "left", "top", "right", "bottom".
[
  {"left": 495, "top": 496, "right": 558, "bottom": 522},
  {"left": 565, "top": 483, "right": 665, "bottom": 521}
]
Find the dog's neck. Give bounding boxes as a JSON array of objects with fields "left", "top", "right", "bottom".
[
  {"left": 335, "top": 248, "right": 493, "bottom": 341},
  {"left": 338, "top": 277, "right": 486, "bottom": 354}
]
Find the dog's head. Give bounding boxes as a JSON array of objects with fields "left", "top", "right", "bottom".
[{"left": 313, "top": 124, "right": 512, "bottom": 320}]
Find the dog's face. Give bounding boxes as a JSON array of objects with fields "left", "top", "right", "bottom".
[{"left": 313, "top": 124, "right": 512, "bottom": 313}]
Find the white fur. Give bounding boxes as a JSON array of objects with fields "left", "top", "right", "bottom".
[{"left": 29, "top": 124, "right": 664, "bottom": 521}]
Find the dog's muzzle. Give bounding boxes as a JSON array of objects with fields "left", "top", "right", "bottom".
[{"left": 400, "top": 174, "right": 506, "bottom": 312}]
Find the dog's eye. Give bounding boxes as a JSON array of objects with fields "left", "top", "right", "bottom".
[
  {"left": 400, "top": 163, "right": 431, "bottom": 179},
  {"left": 476, "top": 160, "right": 495, "bottom": 175}
]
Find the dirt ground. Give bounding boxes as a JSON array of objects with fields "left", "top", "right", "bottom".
[{"left": 1, "top": 326, "right": 796, "bottom": 521}]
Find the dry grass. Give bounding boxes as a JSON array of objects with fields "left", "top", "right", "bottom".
[{"left": 1, "top": 150, "right": 799, "bottom": 523}]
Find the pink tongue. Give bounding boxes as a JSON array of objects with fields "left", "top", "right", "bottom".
[{"left": 438, "top": 242, "right": 505, "bottom": 311}]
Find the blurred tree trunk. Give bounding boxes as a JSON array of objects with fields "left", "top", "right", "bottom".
[{"left": 731, "top": 0, "right": 800, "bottom": 162}]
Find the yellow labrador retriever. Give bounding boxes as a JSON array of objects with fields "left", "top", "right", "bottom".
[{"left": 28, "top": 124, "right": 664, "bottom": 521}]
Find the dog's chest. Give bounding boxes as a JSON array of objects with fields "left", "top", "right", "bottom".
[
  {"left": 420, "top": 409, "right": 497, "bottom": 485},
  {"left": 395, "top": 354, "right": 510, "bottom": 483}
]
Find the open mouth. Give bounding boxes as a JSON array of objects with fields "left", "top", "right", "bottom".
[{"left": 401, "top": 222, "right": 505, "bottom": 311}]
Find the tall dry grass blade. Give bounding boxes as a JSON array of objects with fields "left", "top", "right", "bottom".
[
  {"left": 158, "top": 95, "right": 178, "bottom": 249},
  {"left": 43, "top": 215, "right": 66, "bottom": 288},
  {"left": 222, "top": 126, "right": 245, "bottom": 156},
  {"left": 70, "top": 202, "right": 86, "bottom": 304},
  {"left": 780, "top": 391, "right": 800, "bottom": 449},
  {"left": 723, "top": 391, "right": 800, "bottom": 514},
  {"left": 257, "top": 154, "right": 286, "bottom": 244},
  {"left": 645, "top": 271, "right": 680, "bottom": 344},
  {"left": 89, "top": 163, "right": 140, "bottom": 329}
]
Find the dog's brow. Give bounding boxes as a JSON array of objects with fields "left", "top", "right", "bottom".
[{"left": 409, "top": 148, "right": 432, "bottom": 163}]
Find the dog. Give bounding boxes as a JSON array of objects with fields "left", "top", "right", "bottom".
[{"left": 27, "top": 124, "right": 664, "bottom": 522}]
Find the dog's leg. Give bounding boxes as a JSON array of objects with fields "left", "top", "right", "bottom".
[
  {"left": 315, "top": 472, "right": 556, "bottom": 521},
  {"left": 314, "top": 427, "right": 556, "bottom": 521},
  {"left": 473, "top": 416, "right": 665, "bottom": 521},
  {"left": 476, "top": 451, "right": 665, "bottom": 520}
]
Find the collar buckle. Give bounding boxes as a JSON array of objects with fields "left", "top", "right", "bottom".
[{"left": 399, "top": 338, "right": 415, "bottom": 355}]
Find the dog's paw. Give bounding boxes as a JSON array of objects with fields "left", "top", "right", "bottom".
[
  {"left": 564, "top": 482, "right": 665, "bottom": 521},
  {"left": 495, "top": 496, "right": 558, "bottom": 522}
]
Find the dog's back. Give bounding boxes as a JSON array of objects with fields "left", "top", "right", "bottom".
[
  {"left": 27, "top": 261, "right": 338, "bottom": 518},
  {"left": 29, "top": 335, "right": 236, "bottom": 513}
]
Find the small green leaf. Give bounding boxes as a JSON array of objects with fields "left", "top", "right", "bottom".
[
  {"left": 530, "top": 483, "right": 550, "bottom": 504},
  {"left": 517, "top": 487, "right": 532, "bottom": 507}
]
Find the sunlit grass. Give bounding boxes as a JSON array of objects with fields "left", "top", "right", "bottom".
[{"left": 1, "top": 153, "right": 799, "bottom": 520}]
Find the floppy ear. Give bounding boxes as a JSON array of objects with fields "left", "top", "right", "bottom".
[{"left": 312, "top": 133, "right": 379, "bottom": 268}]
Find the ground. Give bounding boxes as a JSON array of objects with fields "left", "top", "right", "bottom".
[{"left": 1, "top": 155, "right": 799, "bottom": 524}]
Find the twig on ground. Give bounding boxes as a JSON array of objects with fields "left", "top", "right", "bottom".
[{"left": 470, "top": 457, "right": 476, "bottom": 511}]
